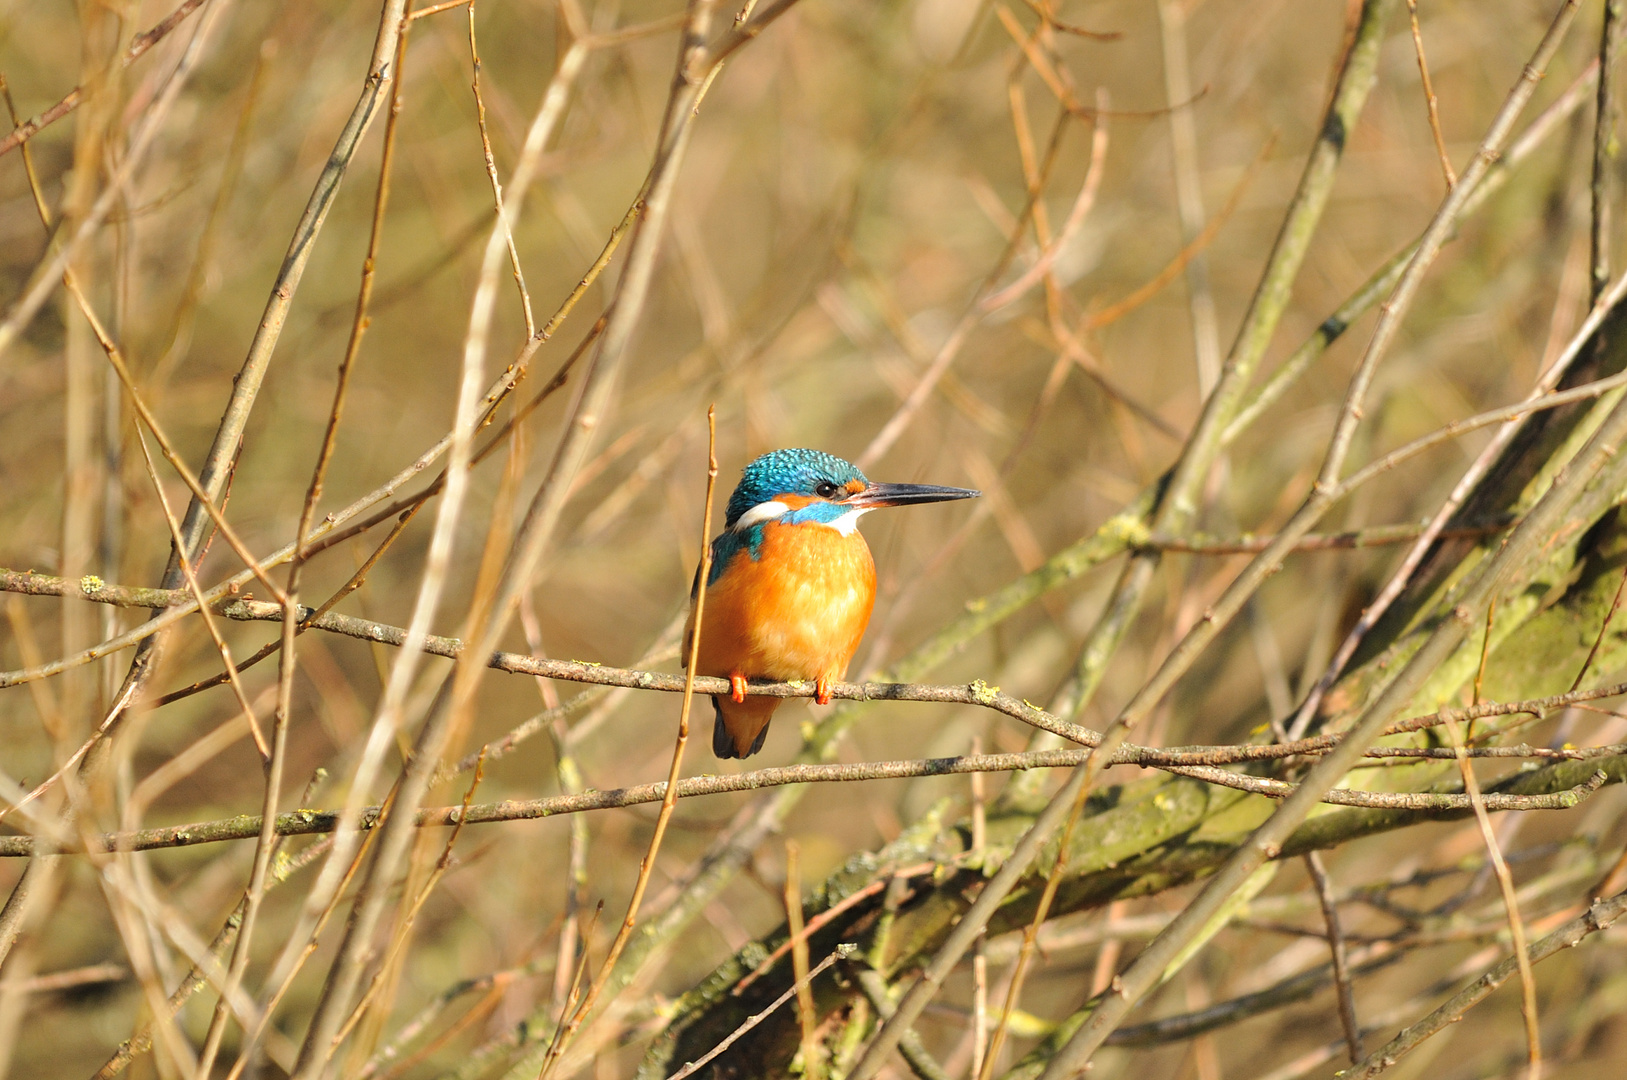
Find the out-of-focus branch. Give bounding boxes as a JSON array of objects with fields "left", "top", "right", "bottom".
[
  {"left": 287, "top": 0, "right": 763, "bottom": 1068},
  {"left": 640, "top": 755, "right": 1621, "bottom": 1077},
  {"left": 1592, "top": 0, "right": 1625, "bottom": 302},
  {"left": 0, "top": 0, "right": 211, "bottom": 158},
  {"left": 84, "top": 0, "right": 413, "bottom": 767},
  {"left": 1031, "top": 6, "right": 1590, "bottom": 1072},
  {"left": 844, "top": 4, "right": 1407, "bottom": 1068},
  {"left": 1337, "top": 890, "right": 1627, "bottom": 1078}
]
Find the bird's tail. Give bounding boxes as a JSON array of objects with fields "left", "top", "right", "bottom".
[
  {"left": 710, "top": 698, "right": 735, "bottom": 758},
  {"left": 711, "top": 695, "right": 777, "bottom": 759}
]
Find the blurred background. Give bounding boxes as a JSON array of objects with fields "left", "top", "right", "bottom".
[{"left": 3, "top": 0, "right": 1625, "bottom": 1076}]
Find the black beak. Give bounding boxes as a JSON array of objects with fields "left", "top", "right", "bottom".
[{"left": 849, "top": 482, "right": 981, "bottom": 508}]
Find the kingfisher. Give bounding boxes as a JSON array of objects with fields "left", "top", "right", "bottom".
[{"left": 685, "top": 448, "right": 979, "bottom": 759}]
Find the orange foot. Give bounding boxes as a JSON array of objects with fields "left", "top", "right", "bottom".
[
  {"left": 730, "top": 673, "right": 748, "bottom": 704},
  {"left": 814, "top": 676, "right": 832, "bottom": 706}
]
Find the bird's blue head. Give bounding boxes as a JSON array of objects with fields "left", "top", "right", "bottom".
[
  {"left": 724, "top": 449, "right": 868, "bottom": 528},
  {"left": 706, "top": 448, "right": 979, "bottom": 585}
]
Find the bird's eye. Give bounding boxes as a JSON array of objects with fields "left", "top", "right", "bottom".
[{"left": 814, "top": 481, "right": 841, "bottom": 499}]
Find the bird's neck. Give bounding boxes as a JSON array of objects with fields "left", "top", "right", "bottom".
[
  {"left": 710, "top": 501, "right": 871, "bottom": 586},
  {"left": 731, "top": 497, "right": 872, "bottom": 536}
]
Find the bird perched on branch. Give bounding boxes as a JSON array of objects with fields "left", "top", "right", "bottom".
[{"left": 686, "top": 448, "right": 979, "bottom": 759}]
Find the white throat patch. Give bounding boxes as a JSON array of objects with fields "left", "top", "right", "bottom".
[
  {"left": 824, "top": 506, "right": 871, "bottom": 536},
  {"left": 732, "top": 500, "right": 790, "bottom": 530},
  {"left": 731, "top": 500, "right": 872, "bottom": 536}
]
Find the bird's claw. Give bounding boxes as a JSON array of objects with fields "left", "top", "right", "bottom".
[
  {"left": 730, "top": 673, "right": 748, "bottom": 704},
  {"left": 815, "top": 676, "right": 832, "bottom": 706}
]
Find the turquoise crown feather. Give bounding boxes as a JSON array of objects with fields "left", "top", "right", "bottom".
[{"left": 723, "top": 448, "right": 867, "bottom": 528}]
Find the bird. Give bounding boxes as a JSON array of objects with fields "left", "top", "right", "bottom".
[{"left": 685, "top": 448, "right": 979, "bottom": 759}]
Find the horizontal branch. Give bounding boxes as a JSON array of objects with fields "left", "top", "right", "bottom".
[
  {"left": 8, "top": 566, "right": 1627, "bottom": 776},
  {"left": 4, "top": 565, "right": 1623, "bottom": 853},
  {"left": 1, "top": 750, "right": 1615, "bottom": 858},
  {"left": 10, "top": 567, "right": 1627, "bottom": 732}
]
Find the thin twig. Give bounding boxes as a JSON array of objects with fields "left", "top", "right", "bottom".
[
  {"left": 970, "top": 736, "right": 990, "bottom": 1077},
  {"left": 1406, "top": 0, "right": 1456, "bottom": 189},
  {"left": 1155, "top": 0, "right": 1223, "bottom": 393},
  {"left": 1572, "top": 558, "right": 1627, "bottom": 693},
  {"left": 1304, "top": 851, "right": 1363, "bottom": 1063},
  {"left": 0, "top": 0, "right": 211, "bottom": 158},
  {"left": 732, "top": 863, "right": 935, "bottom": 995},
  {"left": 980, "top": 101, "right": 1109, "bottom": 312},
  {"left": 133, "top": 408, "right": 268, "bottom": 757},
  {"left": 1140, "top": 518, "right": 1513, "bottom": 554},
  {"left": 1474, "top": 596, "right": 1498, "bottom": 708},
  {"left": 469, "top": 1, "right": 536, "bottom": 338},
  {"left": 408, "top": 0, "right": 472, "bottom": 19},
  {"left": 537, "top": 406, "right": 719, "bottom": 1078},
  {"left": 1022, "top": 0, "right": 1120, "bottom": 41},
  {"left": 1337, "top": 890, "right": 1627, "bottom": 1078},
  {"left": 1105, "top": 941, "right": 1408, "bottom": 1048},
  {"left": 90, "top": 315, "right": 289, "bottom": 604},
  {"left": 785, "top": 840, "right": 822, "bottom": 1080},
  {"left": 1081, "top": 131, "right": 1277, "bottom": 332},
  {"left": 1444, "top": 719, "right": 1542, "bottom": 1079},
  {"left": 666, "top": 945, "right": 858, "bottom": 1080}
]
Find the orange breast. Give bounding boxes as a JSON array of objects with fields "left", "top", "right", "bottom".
[{"left": 693, "top": 521, "right": 877, "bottom": 684}]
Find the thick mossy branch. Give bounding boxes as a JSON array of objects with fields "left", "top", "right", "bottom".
[
  {"left": 1335, "top": 304, "right": 1627, "bottom": 700},
  {"left": 640, "top": 750, "right": 1624, "bottom": 1078},
  {"left": 644, "top": 299, "right": 1627, "bottom": 1075}
]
